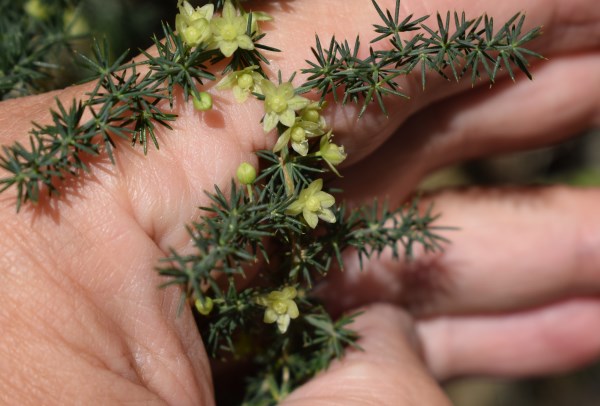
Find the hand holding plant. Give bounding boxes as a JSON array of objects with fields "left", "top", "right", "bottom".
[{"left": 0, "top": 0, "right": 599, "bottom": 405}]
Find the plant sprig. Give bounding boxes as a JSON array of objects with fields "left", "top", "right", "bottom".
[
  {"left": 299, "top": 0, "right": 543, "bottom": 116},
  {"left": 0, "top": 6, "right": 275, "bottom": 211}
]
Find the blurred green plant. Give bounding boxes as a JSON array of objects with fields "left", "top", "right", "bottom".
[{"left": 0, "top": 0, "right": 88, "bottom": 99}]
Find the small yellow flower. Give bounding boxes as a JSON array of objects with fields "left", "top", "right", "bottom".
[
  {"left": 210, "top": 0, "right": 254, "bottom": 57},
  {"left": 285, "top": 179, "right": 336, "bottom": 228},
  {"left": 216, "top": 66, "right": 263, "bottom": 103},
  {"left": 261, "top": 80, "right": 309, "bottom": 133},
  {"left": 176, "top": 0, "right": 214, "bottom": 47},
  {"left": 256, "top": 287, "right": 299, "bottom": 334},
  {"left": 318, "top": 131, "right": 347, "bottom": 175},
  {"left": 273, "top": 118, "right": 325, "bottom": 156}
]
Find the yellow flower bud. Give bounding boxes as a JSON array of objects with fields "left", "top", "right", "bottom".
[
  {"left": 302, "top": 108, "right": 320, "bottom": 123},
  {"left": 237, "top": 162, "right": 257, "bottom": 185},
  {"left": 194, "top": 297, "right": 214, "bottom": 315},
  {"left": 193, "top": 92, "right": 213, "bottom": 111}
]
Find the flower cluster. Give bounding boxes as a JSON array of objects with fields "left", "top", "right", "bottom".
[
  {"left": 258, "top": 78, "right": 346, "bottom": 228},
  {"left": 175, "top": 0, "right": 348, "bottom": 234},
  {"left": 214, "top": 60, "right": 347, "bottom": 232},
  {"left": 176, "top": 1, "right": 214, "bottom": 47},
  {"left": 176, "top": 0, "right": 260, "bottom": 57}
]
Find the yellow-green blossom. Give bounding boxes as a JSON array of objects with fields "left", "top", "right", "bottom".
[
  {"left": 273, "top": 118, "right": 325, "bottom": 156},
  {"left": 285, "top": 179, "right": 336, "bottom": 228},
  {"left": 318, "top": 131, "right": 347, "bottom": 175},
  {"left": 176, "top": 0, "right": 214, "bottom": 47},
  {"left": 256, "top": 287, "right": 299, "bottom": 333},
  {"left": 210, "top": 0, "right": 254, "bottom": 57},
  {"left": 261, "top": 80, "right": 309, "bottom": 133},
  {"left": 216, "top": 66, "right": 263, "bottom": 103}
]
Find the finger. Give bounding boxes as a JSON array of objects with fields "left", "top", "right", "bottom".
[
  {"left": 417, "top": 297, "right": 600, "bottom": 380},
  {"left": 283, "top": 304, "right": 450, "bottom": 406},
  {"left": 338, "top": 52, "right": 600, "bottom": 204},
  {"left": 322, "top": 186, "right": 600, "bottom": 316}
]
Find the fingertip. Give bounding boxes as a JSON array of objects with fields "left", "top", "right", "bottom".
[{"left": 283, "top": 304, "right": 450, "bottom": 405}]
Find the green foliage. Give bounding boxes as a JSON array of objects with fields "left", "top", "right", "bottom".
[{"left": 299, "top": 0, "right": 543, "bottom": 116}]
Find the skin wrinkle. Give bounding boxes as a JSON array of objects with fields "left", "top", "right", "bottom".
[
  {"left": 2, "top": 238, "right": 143, "bottom": 386},
  {"left": 56, "top": 178, "right": 211, "bottom": 406},
  {"left": 124, "top": 90, "right": 265, "bottom": 254},
  {"left": 158, "top": 280, "right": 215, "bottom": 405},
  {"left": 432, "top": 188, "right": 600, "bottom": 313},
  {"left": 115, "top": 270, "right": 206, "bottom": 404},
  {"left": 121, "top": 305, "right": 200, "bottom": 405},
  {"left": 563, "top": 193, "right": 600, "bottom": 291},
  {"left": 1, "top": 314, "right": 159, "bottom": 405},
  {"left": 546, "top": 0, "right": 600, "bottom": 52}
]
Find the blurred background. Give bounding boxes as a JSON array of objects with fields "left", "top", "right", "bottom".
[{"left": 7, "top": 0, "right": 600, "bottom": 403}]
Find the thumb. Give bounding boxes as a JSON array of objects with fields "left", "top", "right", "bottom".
[{"left": 283, "top": 304, "right": 450, "bottom": 406}]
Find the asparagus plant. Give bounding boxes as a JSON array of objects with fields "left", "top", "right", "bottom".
[{"left": 0, "top": 0, "right": 542, "bottom": 403}]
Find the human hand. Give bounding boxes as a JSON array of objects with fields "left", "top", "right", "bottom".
[
  {"left": 312, "top": 0, "right": 600, "bottom": 383},
  {"left": 0, "top": 0, "right": 598, "bottom": 404}
]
